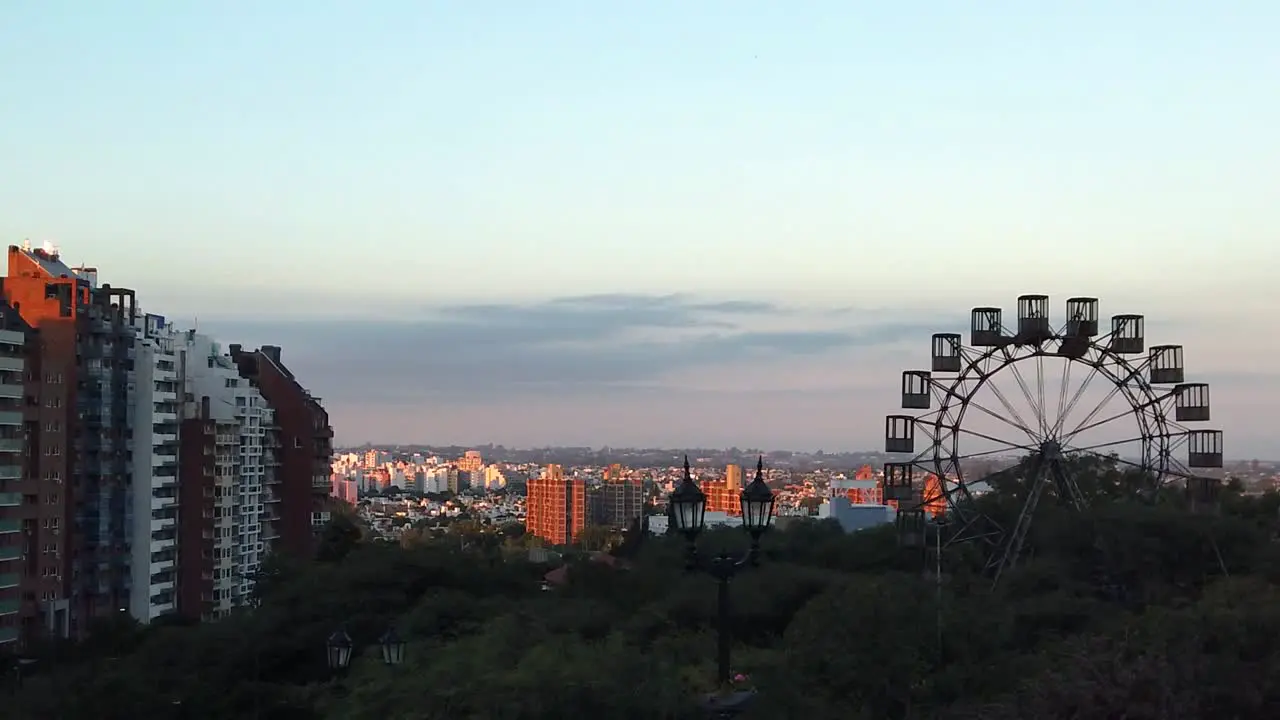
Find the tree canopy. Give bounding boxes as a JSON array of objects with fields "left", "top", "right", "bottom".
[{"left": 7, "top": 471, "right": 1280, "bottom": 719}]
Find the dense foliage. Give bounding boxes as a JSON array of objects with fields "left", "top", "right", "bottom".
[{"left": 8, "top": 474, "right": 1280, "bottom": 719}]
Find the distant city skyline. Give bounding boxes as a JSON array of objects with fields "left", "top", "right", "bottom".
[{"left": 2, "top": 4, "right": 1276, "bottom": 454}]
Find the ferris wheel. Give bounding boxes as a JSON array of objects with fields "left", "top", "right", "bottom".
[{"left": 882, "top": 295, "right": 1224, "bottom": 584}]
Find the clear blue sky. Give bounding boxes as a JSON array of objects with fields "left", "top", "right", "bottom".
[{"left": 2, "top": 2, "right": 1276, "bottom": 454}]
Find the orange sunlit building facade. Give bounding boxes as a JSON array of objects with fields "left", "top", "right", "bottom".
[
  {"left": 843, "top": 465, "right": 885, "bottom": 505},
  {"left": 703, "top": 463, "right": 743, "bottom": 515},
  {"left": 525, "top": 464, "right": 586, "bottom": 546},
  {"left": 873, "top": 466, "right": 946, "bottom": 517}
]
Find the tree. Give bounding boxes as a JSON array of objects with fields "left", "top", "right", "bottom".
[{"left": 15, "top": 479, "right": 1280, "bottom": 719}]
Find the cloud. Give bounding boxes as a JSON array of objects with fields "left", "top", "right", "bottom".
[{"left": 204, "top": 293, "right": 943, "bottom": 404}]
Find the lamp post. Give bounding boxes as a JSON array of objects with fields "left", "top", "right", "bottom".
[
  {"left": 326, "top": 627, "right": 353, "bottom": 677},
  {"left": 378, "top": 626, "right": 406, "bottom": 667},
  {"left": 669, "top": 456, "right": 776, "bottom": 718},
  {"left": 326, "top": 624, "right": 408, "bottom": 675}
]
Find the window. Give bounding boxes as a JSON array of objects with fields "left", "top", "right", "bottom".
[{"left": 294, "top": 437, "right": 302, "bottom": 448}]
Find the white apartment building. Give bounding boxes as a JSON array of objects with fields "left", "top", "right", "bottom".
[
  {"left": 178, "top": 332, "right": 271, "bottom": 614},
  {"left": 423, "top": 467, "right": 450, "bottom": 494},
  {"left": 128, "top": 311, "right": 181, "bottom": 622}
]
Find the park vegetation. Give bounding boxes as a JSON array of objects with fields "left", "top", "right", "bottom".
[{"left": 7, "top": 458, "right": 1280, "bottom": 719}]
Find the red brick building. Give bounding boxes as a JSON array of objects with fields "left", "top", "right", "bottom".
[
  {"left": 525, "top": 464, "right": 586, "bottom": 546},
  {"left": 230, "top": 345, "right": 334, "bottom": 559},
  {"left": 1, "top": 245, "right": 137, "bottom": 642}
]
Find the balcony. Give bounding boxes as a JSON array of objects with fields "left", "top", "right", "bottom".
[
  {"left": 0, "top": 598, "right": 18, "bottom": 615},
  {"left": 149, "top": 600, "right": 175, "bottom": 615},
  {"left": 151, "top": 495, "right": 176, "bottom": 511},
  {"left": 0, "top": 573, "right": 17, "bottom": 589},
  {"left": 0, "top": 466, "right": 20, "bottom": 480},
  {"left": 0, "top": 412, "right": 20, "bottom": 426},
  {"left": 0, "top": 626, "right": 16, "bottom": 644},
  {"left": 0, "top": 547, "right": 20, "bottom": 561},
  {"left": 0, "top": 519, "right": 18, "bottom": 534},
  {"left": 0, "top": 493, "right": 19, "bottom": 507},
  {"left": 0, "top": 383, "right": 21, "bottom": 400},
  {"left": 0, "top": 439, "right": 22, "bottom": 453},
  {"left": 0, "top": 357, "right": 22, "bottom": 372}
]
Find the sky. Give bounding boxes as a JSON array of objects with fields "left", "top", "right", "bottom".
[{"left": 1, "top": 2, "right": 1278, "bottom": 455}]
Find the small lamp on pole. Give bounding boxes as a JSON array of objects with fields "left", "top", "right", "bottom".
[
  {"left": 326, "top": 627, "right": 353, "bottom": 673},
  {"left": 379, "top": 626, "right": 406, "bottom": 666},
  {"left": 670, "top": 456, "right": 708, "bottom": 545},
  {"left": 739, "top": 455, "right": 776, "bottom": 546}
]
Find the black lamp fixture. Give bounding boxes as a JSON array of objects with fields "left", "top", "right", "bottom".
[
  {"left": 326, "top": 627, "right": 353, "bottom": 672},
  {"left": 669, "top": 455, "right": 708, "bottom": 541},
  {"left": 739, "top": 455, "right": 776, "bottom": 543},
  {"left": 379, "top": 626, "right": 406, "bottom": 666}
]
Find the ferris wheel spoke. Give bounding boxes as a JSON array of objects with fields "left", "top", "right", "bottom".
[
  {"left": 937, "top": 379, "right": 1038, "bottom": 442},
  {"left": 954, "top": 446, "right": 1024, "bottom": 462},
  {"left": 1038, "top": 353, "right": 1050, "bottom": 437},
  {"left": 982, "top": 379, "right": 1041, "bottom": 444},
  {"left": 1060, "top": 388, "right": 1177, "bottom": 444},
  {"left": 1069, "top": 447, "right": 1164, "bottom": 479},
  {"left": 1062, "top": 381, "right": 1126, "bottom": 442},
  {"left": 1052, "top": 360, "right": 1102, "bottom": 438},
  {"left": 1066, "top": 436, "right": 1148, "bottom": 454},
  {"left": 952, "top": 425, "right": 1038, "bottom": 453},
  {"left": 1054, "top": 357, "right": 1073, "bottom": 437},
  {"left": 1002, "top": 347, "right": 1046, "bottom": 438}
]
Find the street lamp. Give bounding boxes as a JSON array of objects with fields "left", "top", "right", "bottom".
[
  {"left": 669, "top": 455, "right": 776, "bottom": 717},
  {"left": 326, "top": 627, "right": 353, "bottom": 674},
  {"left": 379, "top": 626, "right": 406, "bottom": 666}
]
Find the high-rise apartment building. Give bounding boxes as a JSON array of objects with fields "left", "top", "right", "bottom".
[
  {"left": 0, "top": 303, "right": 34, "bottom": 648},
  {"left": 230, "top": 345, "right": 334, "bottom": 559},
  {"left": 588, "top": 481, "right": 644, "bottom": 528},
  {"left": 525, "top": 464, "right": 586, "bottom": 546},
  {"left": 177, "top": 332, "right": 272, "bottom": 619},
  {"left": 458, "top": 450, "right": 482, "bottom": 473},
  {"left": 0, "top": 243, "right": 334, "bottom": 638},
  {"left": 127, "top": 310, "right": 181, "bottom": 621},
  {"left": 2, "top": 244, "right": 138, "bottom": 639}
]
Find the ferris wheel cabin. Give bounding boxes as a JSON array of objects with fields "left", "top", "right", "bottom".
[
  {"left": 882, "top": 462, "right": 916, "bottom": 502},
  {"left": 1064, "top": 297, "right": 1099, "bottom": 337},
  {"left": 931, "top": 333, "right": 963, "bottom": 372},
  {"left": 970, "top": 307, "right": 1006, "bottom": 347},
  {"left": 1185, "top": 476, "right": 1222, "bottom": 513},
  {"left": 1015, "top": 294, "right": 1053, "bottom": 344},
  {"left": 1175, "top": 383, "right": 1211, "bottom": 422},
  {"left": 901, "top": 371, "right": 931, "bottom": 409},
  {"left": 897, "top": 509, "right": 926, "bottom": 548},
  {"left": 885, "top": 415, "right": 916, "bottom": 454},
  {"left": 1186, "top": 429, "right": 1224, "bottom": 468},
  {"left": 1149, "top": 345, "right": 1185, "bottom": 384},
  {"left": 1109, "top": 314, "right": 1145, "bottom": 354}
]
